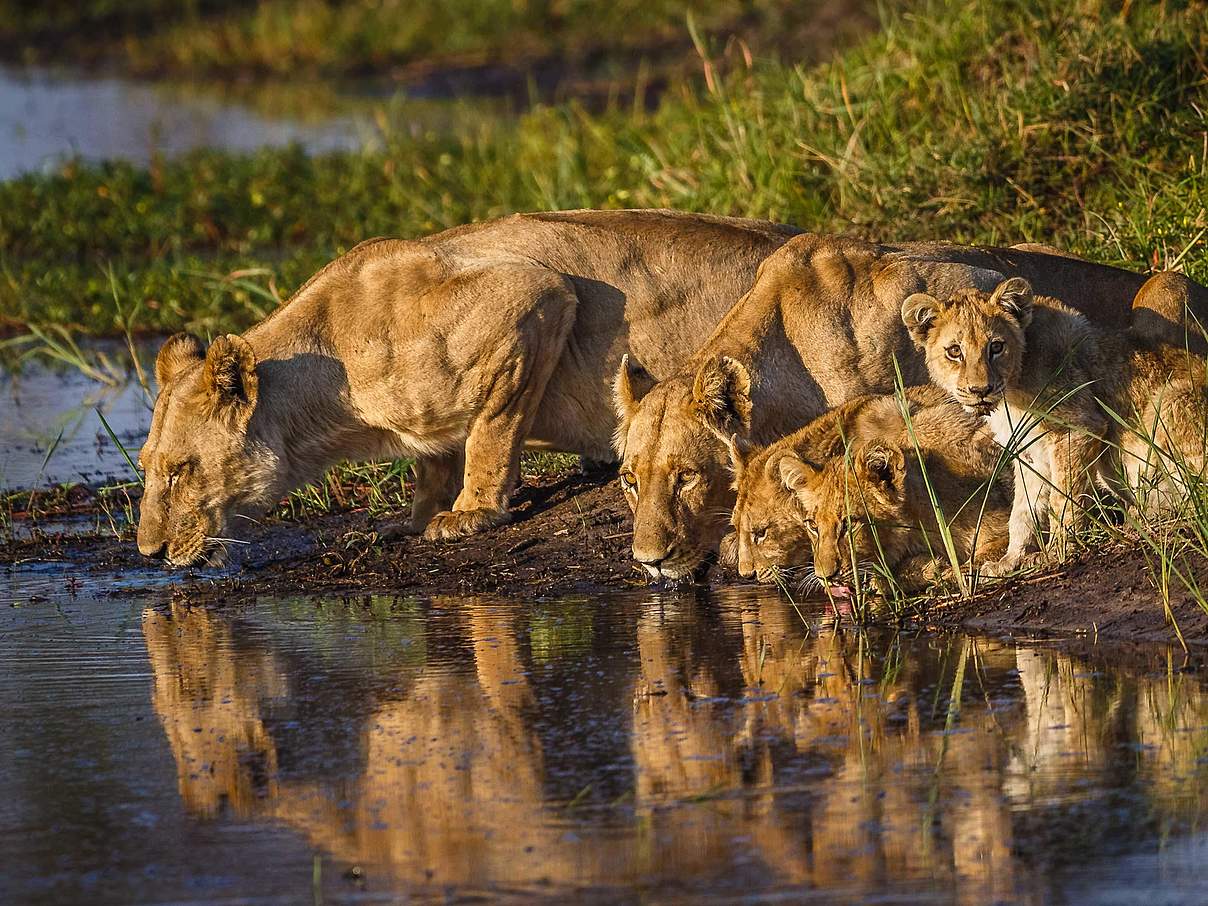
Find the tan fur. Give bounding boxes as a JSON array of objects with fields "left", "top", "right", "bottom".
[
  {"left": 904, "top": 272, "right": 1208, "bottom": 575},
  {"left": 613, "top": 233, "right": 1199, "bottom": 580},
  {"left": 727, "top": 386, "right": 1010, "bottom": 592},
  {"left": 136, "top": 209, "right": 800, "bottom": 566}
]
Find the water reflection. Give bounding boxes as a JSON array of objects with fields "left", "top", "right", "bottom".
[
  {"left": 0, "top": 346, "right": 151, "bottom": 489},
  {"left": 0, "top": 65, "right": 511, "bottom": 179},
  {"left": 139, "top": 590, "right": 1208, "bottom": 902}
]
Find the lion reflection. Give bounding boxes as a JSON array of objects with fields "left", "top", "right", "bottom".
[{"left": 144, "top": 597, "right": 1208, "bottom": 899}]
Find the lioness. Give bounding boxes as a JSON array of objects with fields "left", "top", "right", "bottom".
[
  {"left": 613, "top": 232, "right": 1198, "bottom": 580},
  {"left": 901, "top": 271, "right": 1208, "bottom": 574},
  {"left": 726, "top": 386, "right": 1010, "bottom": 592},
  {"left": 136, "top": 210, "right": 800, "bottom": 566}
]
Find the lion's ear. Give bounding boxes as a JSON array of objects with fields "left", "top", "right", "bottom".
[
  {"left": 203, "top": 335, "right": 258, "bottom": 425},
  {"left": 777, "top": 451, "right": 819, "bottom": 495},
  {"left": 992, "top": 277, "right": 1034, "bottom": 328},
  {"left": 724, "top": 432, "right": 750, "bottom": 478},
  {"left": 856, "top": 443, "right": 905, "bottom": 498},
  {"left": 692, "top": 355, "right": 752, "bottom": 438},
  {"left": 613, "top": 354, "right": 656, "bottom": 422},
  {"left": 155, "top": 333, "right": 205, "bottom": 387},
  {"left": 901, "top": 293, "right": 942, "bottom": 347}
]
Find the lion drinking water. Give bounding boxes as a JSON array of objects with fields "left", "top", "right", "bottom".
[{"left": 135, "top": 210, "right": 799, "bottom": 566}]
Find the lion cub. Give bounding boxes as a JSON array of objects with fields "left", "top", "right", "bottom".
[
  {"left": 902, "top": 273, "right": 1208, "bottom": 574},
  {"left": 727, "top": 386, "right": 1010, "bottom": 593}
]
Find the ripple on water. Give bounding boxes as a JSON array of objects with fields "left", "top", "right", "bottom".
[{"left": 2, "top": 581, "right": 1208, "bottom": 904}]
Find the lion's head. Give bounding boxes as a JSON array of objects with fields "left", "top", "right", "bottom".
[
  {"left": 612, "top": 354, "right": 753, "bottom": 580},
  {"left": 727, "top": 439, "right": 813, "bottom": 582},
  {"left": 902, "top": 276, "right": 1033, "bottom": 416},
  {"left": 778, "top": 442, "right": 913, "bottom": 595},
  {"left": 136, "top": 333, "right": 283, "bottom": 567}
]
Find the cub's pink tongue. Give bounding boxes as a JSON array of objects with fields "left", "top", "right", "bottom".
[{"left": 827, "top": 584, "right": 853, "bottom": 599}]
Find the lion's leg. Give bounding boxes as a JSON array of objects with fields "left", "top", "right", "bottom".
[
  {"left": 1046, "top": 430, "right": 1102, "bottom": 558},
  {"left": 407, "top": 451, "right": 464, "bottom": 533},
  {"left": 422, "top": 272, "right": 578, "bottom": 541},
  {"left": 983, "top": 454, "right": 1048, "bottom": 577},
  {"left": 896, "top": 553, "right": 942, "bottom": 593}
]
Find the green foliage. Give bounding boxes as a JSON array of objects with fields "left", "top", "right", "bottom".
[
  {"left": 2, "top": 0, "right": 1205, "bottom": 336},
  {"left": 0, "top": 0, "right": 804, "bottom": 75}
]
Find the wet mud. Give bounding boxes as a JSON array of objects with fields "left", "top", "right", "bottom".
[{"left": 6, "top": 469, "right": 1208, "bottom": 647}]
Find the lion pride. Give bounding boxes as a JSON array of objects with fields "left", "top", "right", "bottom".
[
  {"left": 614, "top": 233, "right": 1207, "bottom": 580},
  {"left": 136, "top": 209, "right": 799, "bottom": 566}
]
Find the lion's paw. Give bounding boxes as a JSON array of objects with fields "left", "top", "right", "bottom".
[
  {"left": 422, "top": 507, "right": 512, "bottom": 541},
  {"left": 978, "top": 554, "right": 1022, "bottom": 579}
]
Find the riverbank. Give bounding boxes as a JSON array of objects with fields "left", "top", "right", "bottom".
[{"left": 6, "top": 472, "right": 1208, "bottom": 648}]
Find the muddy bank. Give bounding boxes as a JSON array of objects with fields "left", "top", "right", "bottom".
[
  {"left": 2, "top": 471, "right": 652, "bottom": 597},
  {"left": 5, "top": 471, "right": 1207, "bottom": 646},
  {"left": 926, "top": 544, "right": 1208, "bottom": 648}
]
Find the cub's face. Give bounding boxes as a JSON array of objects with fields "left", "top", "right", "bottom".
[
  {"left": 783, "top": 444, "right": 908, "bottom": 594},
  {"left": 137, "top": 334, "right": 282, "bottom": 568},
  {"left": 730, "top": 451, "right": 812, "bottom": 582},
  {"left": 902, "top": 277, "right": 1033, "bottom": 415}
]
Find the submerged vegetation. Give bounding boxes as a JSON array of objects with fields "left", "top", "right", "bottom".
[{"left": 2, "top": 0, "right": 1205, "bottom": 336}]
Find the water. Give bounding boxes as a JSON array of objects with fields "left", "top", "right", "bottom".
[
  {"left": 3, "top": 575, "right": 1207, "bottom": 904},
  {"left": 0, "top": 349, "right": 152, "bottom": 490},
  {"left": 0, "top": 65, "right": 507, "bottom": 180}
]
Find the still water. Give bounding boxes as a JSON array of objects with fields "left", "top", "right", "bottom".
[
  {"left": 0, "top": 65, "right": 508, "bottom": 180},
  {"left": 0, "top": 349, "right": 152, "bottom": 490},
  {"left": 2, "top": 575, "right": 1207, "bottom": 904}
]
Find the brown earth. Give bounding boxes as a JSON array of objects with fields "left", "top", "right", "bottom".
[{"left": 5, "top": 472, "right": 1208, "bottom": 647}]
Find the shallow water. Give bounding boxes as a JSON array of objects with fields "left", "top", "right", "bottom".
[
  {"left": 0, "top": 350, "right": 151, "bottom": 490},
  {"left": 2, "top": 572, "right": 1207, "bottom": 904},
  {"left": 0, "top": 65, "right": 507, "bottom": 179}
]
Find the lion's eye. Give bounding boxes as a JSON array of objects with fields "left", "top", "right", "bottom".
[
  {"left": 804, "top": 518, "right": 818, "bottom": 538},
  {"left": 945, "top": 344, "right": 963, "bottom": 362},
  {"left": 678, "top": 470, "right": 699, "bottom": 489},
  {"left": 619, "top": 470, "right": 637, "bottom": 492},
  {"left": 752, "top": 526, "right": 768, "bottom": 546},
  {"left": 988, "top": 339, "right": 1005, "bottom": 357}
]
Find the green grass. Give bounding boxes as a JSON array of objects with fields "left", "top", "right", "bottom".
[
  {"left": 2, "top": 0, "right": 1204, "bottom": 337},
  {"left": 0, "top": 0, "right": 857, "bottom": 77}
]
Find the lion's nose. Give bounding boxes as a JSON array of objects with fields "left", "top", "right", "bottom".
[
  {"left": 964, "top": 384, "right": 993, "bottom": 397},
  {"left": 139, "top": 540, "right": 168, "bottom": 560}
]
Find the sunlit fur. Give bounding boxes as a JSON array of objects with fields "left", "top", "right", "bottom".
[
  {"left": 729, "top": 386, "right": 1009, "bottom": 592},
  {"left": 906, "top": 272, "right": 1208, "bottom": 574}
]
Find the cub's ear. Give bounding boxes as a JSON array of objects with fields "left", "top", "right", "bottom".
[
  {"left": 901, "top": 293, "right": 942, "bottom": 347},
  {"left": 857, "top": 442, "right": 906, "bottom": 497},
  {"left": 692, "top": 355, "right": 752, "bottom": 438},
  {"left": 992, "top": 277, "right": 1034, "bottom": 327},
  {"left": 203, "top": 334, "right": 258, "bottom": 425},
  {"left": 155, "top": 333, "right": 205, "bottom": 387},
  {"left": 776, "top": 451, "right": 819, "bottom": 495},
  {"left": 613, "top": 354, "right": 656, "bottom": 422}
]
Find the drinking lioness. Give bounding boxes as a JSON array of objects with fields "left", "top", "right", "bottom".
[{"left": 135, "top": 209, "right": 799, "bottom": 566}]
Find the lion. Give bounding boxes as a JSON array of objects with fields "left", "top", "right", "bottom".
[
  {"left": 725, "top": 385, "right": 1010, "bottom": 593},
  {"left": 901, "top": 271, "right": 1208, "bottom": 575},
  {"left": 136, "top": 209, "right": 801, "bottom": 567},
  {"left": 613, "top": 232, "right": 1207, "bottom": 581}
]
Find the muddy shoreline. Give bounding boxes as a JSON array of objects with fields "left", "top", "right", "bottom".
[{"left": 5, "top": 471, "right": 1207, "bottom": 647}]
